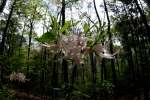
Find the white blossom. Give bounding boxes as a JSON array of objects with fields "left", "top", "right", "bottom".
[
  {"left": 41, "top": 34, "right": 118, "bottom": 63},
  {"left": 10, "top": 72, "right": 27, "bottom": 83}
]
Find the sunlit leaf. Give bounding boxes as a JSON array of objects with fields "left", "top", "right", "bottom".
[
  {"left": 83, "top": 23, "right": 89, "bottom": 33},
  {"left": 36, "top": 31, "right": 57, "bottom": 43},
  {"left": 60, "top": 21, "right": 71, "bottom": 33}
]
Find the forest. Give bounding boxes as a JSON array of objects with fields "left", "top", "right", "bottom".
[{"left": 0, "top": 0, "right": 150, "bottom": 100}]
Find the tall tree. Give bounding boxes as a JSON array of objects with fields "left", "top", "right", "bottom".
[
  {"left": 93, "top": 0, "right": 101, "bottom": 30},
  {"left": 133, "top": 0, "right": 150, "bottom": 39},
  {"left": 20, "top": 0, "right": 43, "bottom": 76},
  {"left": 103, "top": 0, "right": 118, "bottom": 97},
  {"left": 0, "top": 0, "right": 16, "bottom": 54},
  {"left": 0, "top": 0, "right": 16, "bottom": 89}
]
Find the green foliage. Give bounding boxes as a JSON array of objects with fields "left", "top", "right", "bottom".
[
  {"left": 0, "top": 89, "right": 14, "bottom": 100},
  {"left": 83, "top": 23, "right": 90, "bottom": 33},
  {"left": 50, "top": 15, "right": 59, "bottom": 30},
  {"left": 36, "top": 31, "right": 57, "bottom": 43},
  {"left": 60, "top": 21, "right": 72, "bottom": 33},
  {"left": 87, "top": 36, "right": 95, "bottom": 47},
  {"left": 50, "top": 15, "right": 72, "bottom": 34},
  {"left": 99, "top": 80, "right": 115, "bottom": 95}
]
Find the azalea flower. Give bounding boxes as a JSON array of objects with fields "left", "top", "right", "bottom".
[
  {"left": 99, "top": 52, "right": 115, "bottom": 59},
  {"left": 93, "top": 43, "right": 118, "bottom": 59},
  {"left": 41, "top": 34, "right": 118, "bottom": 64},
  {"left": 10, "top": 72, "right": 27, "bottom": 83},
  {"left": 61, "top": 34, "right": 87, "bottom": 64}
]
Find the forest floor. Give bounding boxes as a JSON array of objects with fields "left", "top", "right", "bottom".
[
  {"left": 8, "top": 89, "right": 150, "bottom": 100},
  {"left": 9, "top": 89, "right": 51, "bottom": 100}
]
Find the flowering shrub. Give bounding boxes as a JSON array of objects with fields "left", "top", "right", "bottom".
[
  {"left": 93, "top": 43, "right": 116, "bottom": 59},
  {"left": 60, "top": 34, "right": 87, "bottom": 64},
  {"left": 42, "top": 34, "right": 117, "bottom": 64},
  {"left": 9, "top": 72, "right": 27, "bottom": 83}
]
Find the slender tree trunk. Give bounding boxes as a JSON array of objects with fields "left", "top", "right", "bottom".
[
  {"left": 0, "top": 0, "right": 16, "bottom": 54},
  {"left": 61, "top": 0, "right": 70, "bottom": 99},
  {"left": 39, "top": 47, "right": 43, "bottom": 97},
  {"left": 52, "top": 55, "right": 58, "bottom": 100},
  {"left": 42, "top": 48, "right": 47, "bottom": 95},
  {"left": 71, "top": 64, "right": 77, "bottom": 85},
  {"left": 0, "top": 0, "right": 7, "bottom": 14},
  {"left": 19, "top": 22, "right": 26, "bottom": 56},
  {"left": 81, "top": 64, "right": 85, "bottom": 83},
  {"left": 101, "top": 60, "right": 104, "bottom": 81},
  {"left": 27, "top": 20, "right": 33, "bottom": 77},
  {"left": 116, "top": 56, "right": 120, "bottom": 77},
  {"left": 61, "top": 0, "right": 65, "bottom": 27},
  {"left": 62, "top": 59, "right": 68, "bottom": 84},
  {"left": 101, "top": 58, "right": 107, "bottom": 81},
  {"left": 103, "top": 0, "right": 117, "bottom": 99},
  {"left": 90, "top": 53, "right": 97, "bottom": 100},
  {"left": 103, "top": 0, "right": 117, "bottom": 86},
  {"left": 61, "top": 0, "right": 68, "bottom": 84},
  {"left": 134, "top": 0, "right": 150, "bottom": 39},
  {"left": 126, "top": 44, "right": 135, "bottom": 80},
  {"left": 0, "top": 64, "right": 2, "bottom": 89},
  {"left": 62, "top": 59, "right": 69, "bottom": 100},
  {"left": 93, "top": 0, "right": 101, "bottom": 29},
  {"left": 0, "top": 0, "right": 16, "bottom": 89},
  {"left": 7, "top": 33, "right": 13, "bottom": 56}
]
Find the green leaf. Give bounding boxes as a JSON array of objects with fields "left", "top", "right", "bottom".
[
  {"left": 36, "top": 31, "right": 57, "bottom": 43},
  {"left": 87, "top": 36, "right": 94, "bottom": 47},
  {"left": 60, "top": 21, "right": 71, "bottom": 33},
  {"left": 50, "top": 15, "right": 58, "bottom": 29},
  {"left": 83, "top": 23, "right": 89, "bottom": 33}
]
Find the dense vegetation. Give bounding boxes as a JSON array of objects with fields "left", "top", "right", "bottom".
[{"left": 0, "top": 0, "right": 150, "bottom": 100}]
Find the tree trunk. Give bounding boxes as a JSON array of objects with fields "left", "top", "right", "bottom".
[
  {"left": 90, "top": 53, "right": 97, "bottom": 100},
  {"left": 19, "top": 22, "right": 26, "bottom": 56},
  {"left": 93, "top": 0, "right": 101, "bottom": 29},
  {"left": 103, "top": 0, "right": 117, "bottom": 86},
  {"left": 0, "top": 0, "right": 16, "bottom": 54},
  {"left": 0, "top": 0, "right": 7, "bottom": 14},
  {"left": 101, "top": 58, "right": 107, "bottom": 81},
  {"left": 62, "top": 59, "right": 68, "bottom": 84},
  {"left": 134, "top": 0, "right": 150, "bottom": 39},
  {"left": 52, "top": 54, "right": 58, "bottom": 100},
  {"left": 103, "top": 0, "right": 117, "bottom": 99},
  {"left": 61, "top": 0, "right": 65, "bottom": 27},
  {"left": 71, "top": 64, "right": 77, "bottom": 85},
  {"left": 81, "top": 64, "right": 85, "bottom": 83},
  {"left": 27, "top": 20, "right": 33, "bottom": 77},
  {"left": 0, "top": 0, "right": 16, "bottom": 89}
]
